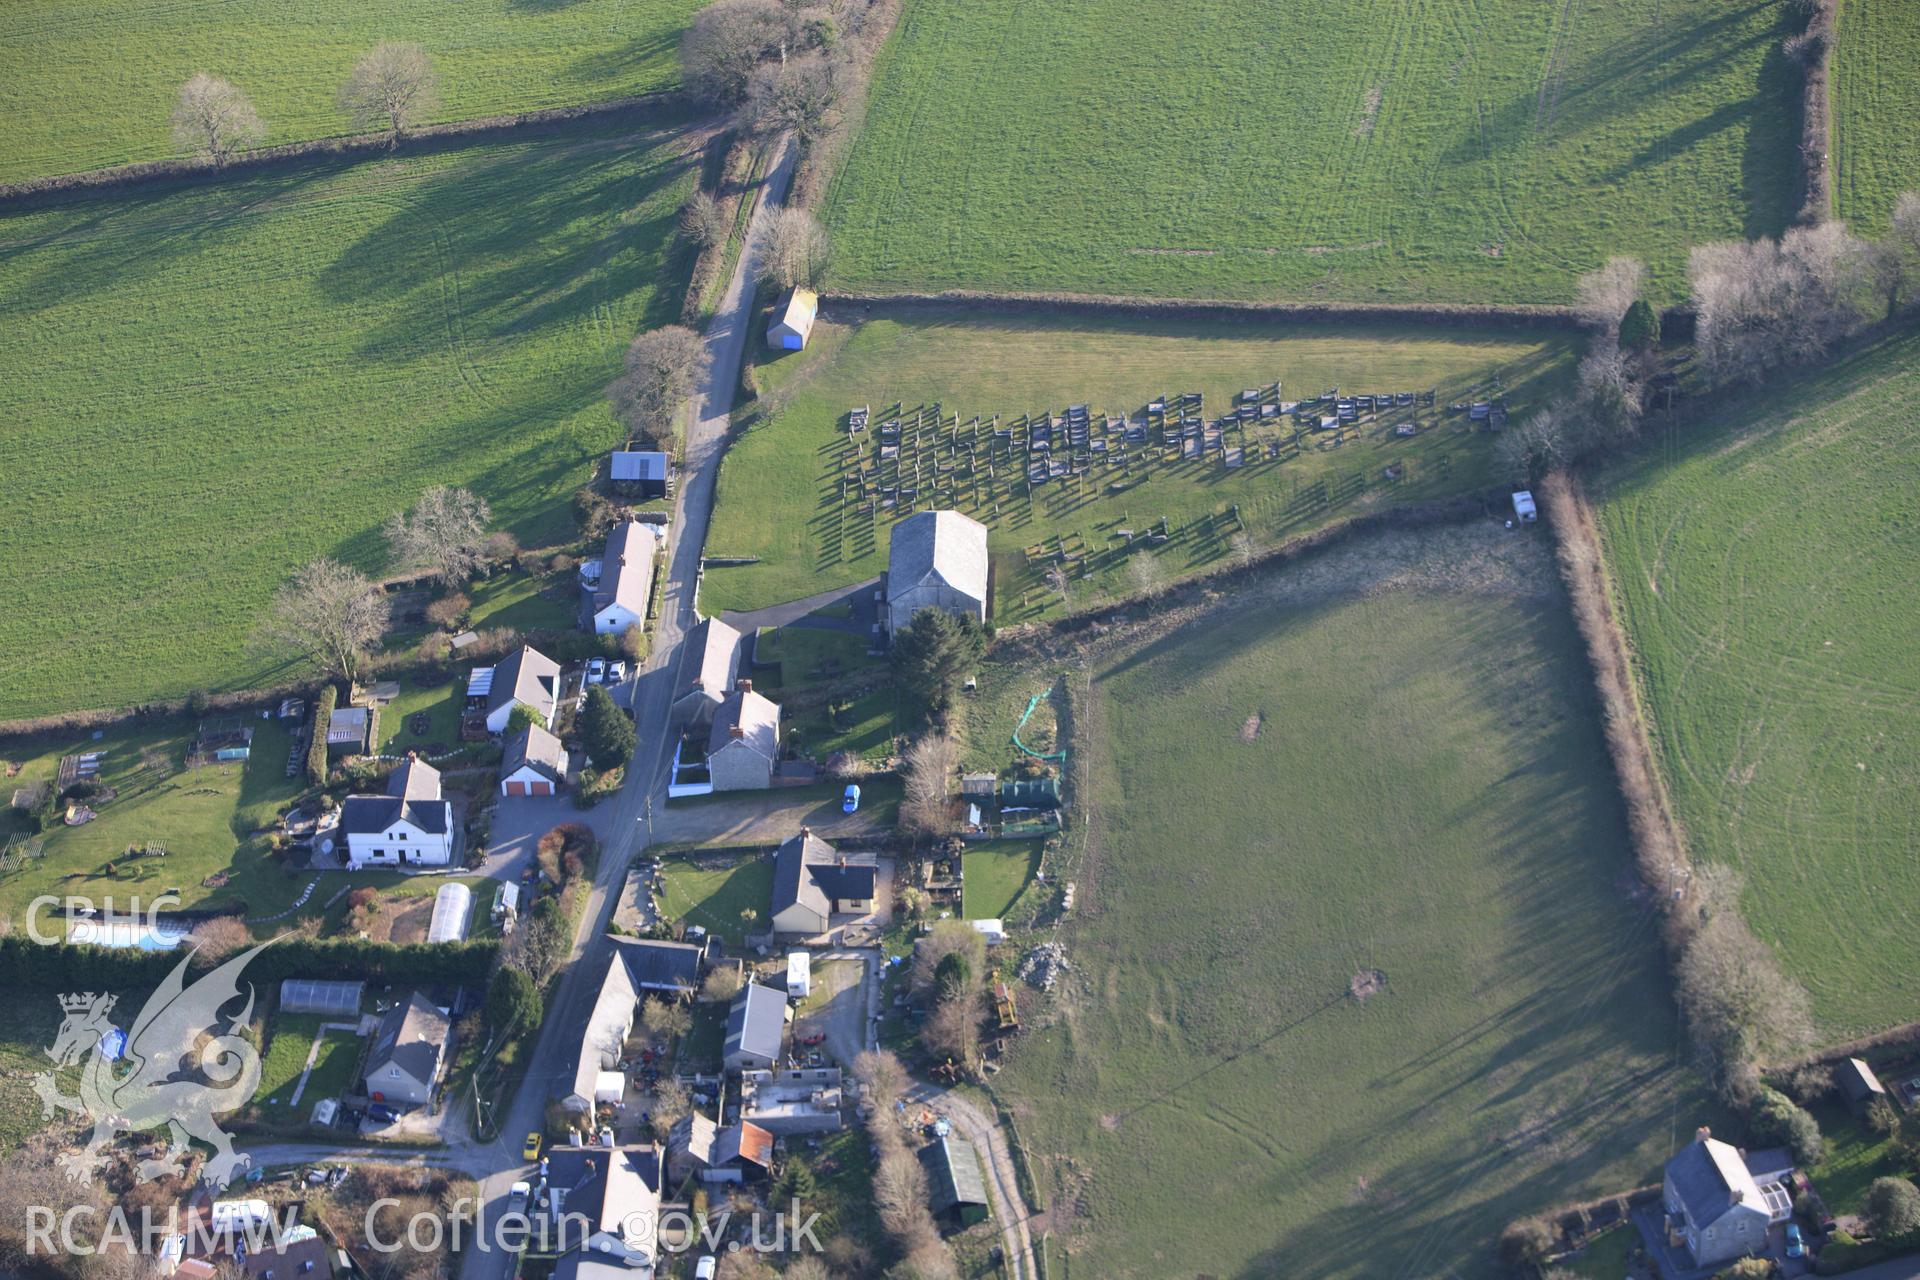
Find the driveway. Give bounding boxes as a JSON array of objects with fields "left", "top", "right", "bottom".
[
  {"left": 720, "top": 576, "right": 882, "bottom": 636},
  {"left": 653, "top": 788, "right": 894, "bottom": 846},
  {"left": 478, "top": 792, "right": 618, "bottom": 882},
  {"left": 800, "top": 953, "right": 874, "bottom": 1070}
]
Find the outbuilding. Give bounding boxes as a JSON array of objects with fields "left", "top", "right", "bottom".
[
  {"left": 920, "top": 1135, "right": 991, "bottom": 1231},
  {"left": 767, "top": 287, "right": 818, "bottom": 350},
  {"left": 1512, "top": 490, "right": 1538, "bottom": 523},
  {"left": 501, "top": 723, "right": 569, "bottom": 796},
  {"left": 426, "top": 882, "right": 471, "bottom": 943},
  {"left": 609, "top": 450, "right": 671, "bottom": 499}
]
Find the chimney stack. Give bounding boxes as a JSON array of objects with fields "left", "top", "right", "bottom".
[
  {"left": 1695, "top": 1126, "right": 1712, "bottom": 1144},
  {"left": 737, "top": 678, "right": 753, "bottom": 693},
  {"left": 730, "top": 725, "right": 745, "bottom": 739}
]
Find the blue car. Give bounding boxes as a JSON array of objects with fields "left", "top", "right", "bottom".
[
  {"left": 842, "top": 784, "right": 861, "bottom": 814},
  {"left": 1785, "top": 1223, "right": 1805, "bottom": 1259}
]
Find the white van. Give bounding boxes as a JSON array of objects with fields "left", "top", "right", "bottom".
[{"left": 786, "top": 950, "right": 811, "bottom": 1000}]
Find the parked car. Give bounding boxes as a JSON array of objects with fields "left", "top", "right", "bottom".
[
  {"left": 522, "top": 1131, "right": 543, "bottom": 1162},
  {"left": 799, "top": 1032, "right": 827, "bottom": 1047},
  {"left": 695, "top": 1258, "right": 717, "bottom": 1280},
  {"left": 1785, "top": 1223, "right": 1805, "bottom": 1259},
  {"left": 607, "top": 661, "right": 628, "bottom": 684},
  {"left": 507, "top": 1181, "right": 531, "bottom": 1213},
  {"left": 842, "top": 784, "right": 861, "bottom": 814},
  {"left": 585, "top": 658, "right": 607, "bottom": 685},
  {"left": 367, "top": 1103, "right": 400, "bottom": 1124}
]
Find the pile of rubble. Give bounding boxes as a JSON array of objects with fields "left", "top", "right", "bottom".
[{"left": 1019, "top": 942, "right": 1070, "bottom": 991}]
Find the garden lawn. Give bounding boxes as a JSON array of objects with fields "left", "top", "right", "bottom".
[
  {"left": 0, "top": 0, "right": 703, "bottom": 183},
  {"left": 960, "top": 840, "right": 1040, "bottom": 920},
  {"left": 0, "top": 715, "right": 306, "bottom": 923},
  {"left": 1595, "top": 326, "right": 1920, "bottom": 1037},
  {"left": 1832, "top": 0, "right": 1920, "bottom": 231},
  {"left": 657, "top": 855, "right": 775, "bottom": 945},
  {"left": 466, "top": 570, "right": 578, "bottom": 636},
  {"left": 1561, "top": 1222, "right": 1636, "bottom": 1280},
  {"left": 376, "top": 675, "right": 467, "bottom": 760},
  {"left": 0, "top": 122, "right": 698, "bottom": 720},
  {"left": 1805, "top": 1101, "right": 1912, "bottom": 1219},
  {"left": 704, "top": 310, "right": 1575, "bottom": 617},
  {"left": 992, "top": 527, "right": 1711, "bottom": 1279},
  {"left": 255, "top": 1013, "right": 365, "bottom": 1111},
  {"left": 824, "top": 0, "right": 1800, "bottom": 304}
]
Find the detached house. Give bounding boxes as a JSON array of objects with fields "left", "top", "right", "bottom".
[
  {"left": 341, "top": 756, "right": 455, "bottom": 868},
  {"left": 482, "top": 645, "right": 561, "bottom": 734},
  {"left": 886, "top": 510, "right": 989, "bottom": 634},
  {"left": 706, "top": 682, "right": 781, "bottom": 791},
  {"left": 770, "top": 829, "right": 877, "bottom": 936},
  {"left": 1661, "top": 1127, "right": 1778, "bottom": 1268},
  {"left": 364, "top": 992, "right": 449, "bottom": 1107},
  {"left": 588, "top": 520, "right": 659, "bottom": 637}
]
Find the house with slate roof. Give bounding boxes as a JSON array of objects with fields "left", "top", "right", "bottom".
[
  {"left": 1661, "top": 1127, "right": 1772, "bottom": 1268},
  {"left": 364, "top": 992, "right": 449, "bottom": 1106},
  {"left": 341, "top": 755, "right": 456, "bottom": 868}
]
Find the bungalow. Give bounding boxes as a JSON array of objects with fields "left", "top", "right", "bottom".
[
  {"left": 484, "top": 645, "right": 562, "bottom": 734},
  {"left": 1661, "top": 1127, "right": 1779, "bottom": 1268},
  {"left": 501, "top": 723, "right": 569, "bottom": 797},
  {"left": 609, "top": 450, "right": 670, "bottom": 500},
  {"left": 723, "top": 983, "right": 788, "bottom": 1073},
  {"left": 770, "top": 829, "right": 877, "bottom": 936},
  {"left": 588, "top": 520, "right": 659, "bottom": 637},
  {"left": 707, "top": 682, "right": 781, "bottom": 791},
  {"left": 921, "top": 1135, "right": 991, "bottom": 1231},
  {"left": 341, "top": 756, "right": 456, "bottom": 868},
  {"left": 766, "top": 287, "right": 818, "bottom": 351},
  {"left": 886, "top": 509, "right": 989, "bottom": 634},
  {"left": 364, "top": 992, "right": 449, "bottom": 1107},
  {"left": 672, "top": 617, "right": 744, "bottom": 726},
  {"left": 564, "top": 949, "right": 639, "bottom": 1113},
  {"left": 667, "top": 1112, "right": 773, "bottom": 1184}
]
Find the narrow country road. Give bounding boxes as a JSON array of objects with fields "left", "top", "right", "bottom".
[{"left": 905, "top": 1082, "right": 1037, "bottom": 1280}]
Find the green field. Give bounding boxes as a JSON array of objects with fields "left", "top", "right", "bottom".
[
  {"left": 0, "top": 123, "right": 697, "bottom": 720},
  {"left": 992, "top": 527, "right": 1710, "bottom": 1279},
  {"left": 704, "top": 310, "right": 1575, "bottom": 617},
  {"left": 0, "top": 0, "right": 702, "bottom": 183},
  {"left": 657, "top": 853, "right": 775, "bottom": 944},
  {"left": 1595, "top": 326, "right": 1920, "bottom": 1037},
  {"left": 823, "top": 0, "right": 1799, "bottom": 304},
  {"left": 0, "top": 714, "right": 306, "bottom": 922},
  {"left": 1832, "top": 0, "right": 1920, "bottom": 230}
]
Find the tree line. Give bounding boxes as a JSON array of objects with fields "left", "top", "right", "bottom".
[
  {"left": 0, "top": 933, "right": 498, "bottom": 990},
  {"left": 169, "top": 43, "right": 440, "bottom": 168}
]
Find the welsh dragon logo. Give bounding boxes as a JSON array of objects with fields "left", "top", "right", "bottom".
[{"left": 33, "top": 941, "right": 270, "bottom": 1189}]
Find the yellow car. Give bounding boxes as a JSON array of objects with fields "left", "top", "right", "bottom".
[{"left": 522, "top": 1132, "right": 543, "bottom": 1162}]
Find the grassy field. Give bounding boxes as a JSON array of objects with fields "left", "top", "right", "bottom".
[
  {"left": 0, "top": 0, "right": 703, "bottom": 183},
  {"left": 823, "top": 0, "right": 1800, "bottom": 304},
  {"left": 0, "top": 123, "right": 697, "bottom": 720},
  {"left": 657, "top": 853, "right": 775, "bottom": 944},
  {"left": 1832, "top": 0, "right": 1920, "bottom": 230},
  {"left": 704, "top": 310, "right": 1575, "bottom": 618},
  {"left": 1594, "top": 326, "right": 1920, "bottom": 1037},
  {"left": 991, "top": 527, "right": 1712, "bottom": 1279},
  {"left": 0, "top": 713, "right": 307, "bottom": 922},
  {"left": 959, "top": 839, "right": 1040, "bottom": 920}
]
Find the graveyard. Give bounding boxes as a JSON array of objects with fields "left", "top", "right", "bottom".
[{"left": 702, "top": 308, "right": 1576, "bottom": 618}]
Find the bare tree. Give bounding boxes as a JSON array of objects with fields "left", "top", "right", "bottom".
[
  {"left": 680, "top": 190, "right": 730, "bottom": 250},
  {"left": 1044, "top": 562, "right": 1072, "bottom": 604},
  {"left": 1887, "top": 191, "right": 1920, "bottom": 312},
  {"left": 171, "top": 74, "right": 265, "bottom": 167},
  {"left": 680, "top": 0, "right": 790, "bottom": 103},
  {"left": 701, "top": 965, "right": 744, "bottom": 1002},
  {"left": 922, "top": 992, "right": 980, "bottom": 1066},
  {"left": 1691, "top": 223, "right": 1875, "bottom": 385},
  {"left": 1229, "top": 531, "right": 1256, "bottom": 566},
  {"left": 741, "top": 54, "right": 841, "bottom": 141},
  {"left": 641, "top": 996, "right": 692, "bottom": 1041},
  {"left": 1574, "top": 342, "right": 1645, "bottom": 448},
  {"left": 1574, "top": 256, "right": 1646, "bottom": 332},
  {"left": 900, "top": 733, "right": 958, "bottom": 836},
  {"left": 871, "top": 1147, "right": 931, "bottom": 1241},
  {"left": 608, "top": 325, "right": 710, "bottom": 451},
  {"left": 853, "top": 1048, "right": 908, "bottom": 1109},
  {"left": 256, "top": 558, "right": 390, "bottom": 682},
  {"left": 385, "top": 485, "right": 491, "bottom": 585},
  {"left": 649, "top": 1078, "right": 691, "bottom": 1139},
  {"left": 188, "top": 916, "right": 252, "bottom": 965},
  {"left": 1126, "top": 551, "right": 1163, "bottom": 598},
  {"left": 341, "top": 42, "right": 439, "bottom": 141},
  {"left": 756, "top": 206, "right": 833, "bottom": 290},
  {"left": 1676, "top": 904, "right": 1815, "bottom": 1096}
]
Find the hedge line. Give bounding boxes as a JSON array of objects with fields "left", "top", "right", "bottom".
[
  {"left": 0, "top": 935, "right": 500, "bottom": 991},
  {"left": 307, "top": 684, "right": 337, "bottom": 787},
  {"left": 822, "top": 291, "right": 1586, "bottom": 332},
  {"left": 0, "top": 92, "right": 691, "bottom": 208}
]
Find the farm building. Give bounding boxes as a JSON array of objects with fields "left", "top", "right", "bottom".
[
  {"left": 279, "top": 979, "right": 363, "bottom": 1017},
  {"left": 724, "top": 983, "right": 788, "bottom": 1073},
  {"left": 672, "top": 617, "right": 744, "bottom": 725},
  {"left": 886, "top": 510, "right": 990, "bottom": 634},
  {"left": 426, "top": 882, "right": 471, "bottom": 943},
  {"left": 1836, "top": 1057, "right": 1888, "bottom": 1111},
  {"left": 766, "top": 287, "right": 818, "bottom": 350},
  {"left": 501, "top": 723, "right": 569, "bottom": 796},
  {"left": 481, "top": 645, "right": 562, "bottom": 734},
  {"left": 609, "top": 449, "right": 670, "bottom": 499},
  {"left": 668, "top": 1112, "right": 774, "bottom": 1184},
  {"left": 770, "top": 829, "right": 877, "bottom": 936},
  {"left": 706, "top": 681, "right": 781, "bottom": 791},
  {"left": 340, "top": 756, "right": 456, "bottom": 868},
  {"left": 588, "top": 520, "right": 659, "bottom": 637},
  {"left": 738, "top": 1067, "right": 843, "bottom": 1135},
  {"left": 326, "top": 706, "right": 373, "bottom": 757},
  {"left": 364, "top": 992, "right": 449, "bottom": 1107},
  {"left": 564, "top": 946, "right": 640, "bottom": 1113},
  {"left": 920, "top": 1135, "right": 991, "bottom": 1230},
  {"left": 1660, "top": 1127, "right": 1781, "bottom": 1268}
]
